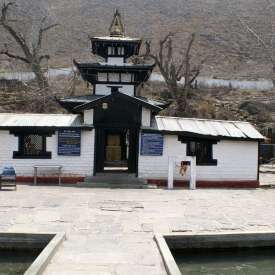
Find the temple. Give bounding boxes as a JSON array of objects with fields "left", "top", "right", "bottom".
[
  {"left": 0, "top": 10, "right": 264, "bottom": 188},
  {"left": 58, "top": 10, "right": 165, "bottom": 173},
  {"left": 59, "top": 9, "right": 160, "bottom": 110}
]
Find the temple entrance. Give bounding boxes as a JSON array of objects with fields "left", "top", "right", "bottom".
[
  {"left": 92, "top": 91, "right": 144, "bottom": 175},
  {"left": 95, "top": 127, "right": 139, "bottom": 174},
  {"left": 104, "top": 129, "right": 129, "bottom": 171}
]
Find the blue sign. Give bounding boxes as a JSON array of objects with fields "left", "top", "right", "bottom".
[
  {"left": 141, "top": 133, "right": 164, "bottom": 156},
  {"left": 58, "top": 129, "right": 81, "bottom": 156}
]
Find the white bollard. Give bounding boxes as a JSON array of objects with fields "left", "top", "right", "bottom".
[
  {"left": 190, "top": 156, "right": 196, "bottom": 190},
  {"left": 168, "top": 156, "right": 174, "bottom": 190}
]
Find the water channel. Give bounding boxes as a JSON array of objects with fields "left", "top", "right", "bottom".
[
  {"left": 173, "top": 247, "right": 275, "bottom": 275},
  {"left": 0, "top": 249, "right": 41, "bottom": 275}
]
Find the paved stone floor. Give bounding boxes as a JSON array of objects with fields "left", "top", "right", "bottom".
[{"left": 1, "top": 181, "right": 275, "bottom": 275}]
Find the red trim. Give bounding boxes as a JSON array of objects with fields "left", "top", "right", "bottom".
[
  {"left": 16, "top": 176, "right": 84, "bottom": 184},
  {"left": 147, "top": 179, "right": 260, "bottom": 188}
]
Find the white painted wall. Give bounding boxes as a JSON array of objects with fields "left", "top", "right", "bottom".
[
  {"left": 138, "top": 134, "right": 259, "bottom": 181},
  {"left": 95, "top": 84, "right": 134, "bottom": 96},
  {"left": 141, "top": 107, "right": 151, "bottom": 127},
  {"left": 107, "top": 57, "right": 124, "bottom": 65},
  {"left": 0, "top": 130, "right": 95, "bottom": 177},
  {"left": 108, "top": 73, "right": 120, "bottom": 82},
  {"left": 84, "top": 109, "right": 94, "bottom": 124}
]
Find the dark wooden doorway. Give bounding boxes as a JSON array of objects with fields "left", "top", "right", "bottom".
[
  {"left": 93, "top": 90, "right": 142, "bottom": 175},
  {"left": 95, "top": 127, "right": 139, "bottom": 174}
]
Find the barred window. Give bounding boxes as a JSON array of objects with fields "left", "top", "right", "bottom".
[
  {"left": 186, "top": 140, "right": 217, "bottom": 166},
  {"left": 98, "top": 73, "right": 108, "bottom": 82},
  {"left": 117, "top": 47, "right": 124, "bottom": 55},
  {"left": 178, "top": 135, "right": 218, "bottom": 166},
  {"left": 108, "top": 73, "right": 120, "bottom": 82},
  {"left": 13, "top": 133, "right": 51, "bottom": 159},
  {"left": 108, "top": 46, "right": 115, "bottom": 55},
  {"left": 23, "top": 135, "right": 43, "bottom": 156},
  {"left": 121, "top": 73, "right": 132, "bottom": 83}
]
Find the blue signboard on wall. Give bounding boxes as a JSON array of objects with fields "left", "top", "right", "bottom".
[
  {"left": 58, "top": 129, "right": 81, "bottom": 156},
  {"left": 141, "top": 133, "right": 164, "bottom": 156}
]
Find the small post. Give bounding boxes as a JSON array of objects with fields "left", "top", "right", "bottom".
[
  {"left": 168, "top": 156, "right": 174, "bottom": 190},
  {"left": 190, "top": 156, "right": 196, "bottom": 190},
  {"left": 34, "top": 167, "right": 37, "bottom": 185},
  {"left": 58, "top": 167, "right": 62, "bottom": 186}
]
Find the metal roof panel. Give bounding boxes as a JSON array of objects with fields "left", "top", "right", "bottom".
[
  {"left": 154, "top": 116, "right": 264, "bottom": 140},
  {"left": 0, "top": 113, "right": 81, "bottom": 127},
  {"left": 234, "top": 122, "right": 265, "bottom": 139}
]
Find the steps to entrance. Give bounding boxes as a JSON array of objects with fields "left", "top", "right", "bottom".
[{"left": 77, "top": 173, "right": 157, "bottom": 189}]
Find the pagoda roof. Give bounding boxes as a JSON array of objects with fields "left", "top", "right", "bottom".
[
  {"left": 75, "top": 62, "right": 155, "bottom": 70},
  {"left": 58, "top": 94, "right": 166, "bottom": 113},
  {"left": 57, "top": 95, "right": 103, "bottom": 112},
  {"left": 57, "top": 92, "right": 164, "bottom": 113},
  {"left": 91, "top": 36, "right": 141, "bottom": 42},
  {"left": 73, "top": 92, "right": 163, "bottom": 112}
]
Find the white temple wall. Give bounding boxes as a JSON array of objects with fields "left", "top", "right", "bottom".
[
  {"left": 141, "top": 107, "right": 151, "bottom": 127},
  {"left": 84, "top": 109, "right": 94, "bottom": 124},
  {"left": 138, "top": 134, "right": 259, "bottom": 181},
  {"left": 96, "top": 84, "right": 135, "bottom": 96},
  {"left": 0, "top": 130, "right": 94, "bottom": 177},
  {"left": 107, "top": 57, "right": 124, "bottom": 65}
]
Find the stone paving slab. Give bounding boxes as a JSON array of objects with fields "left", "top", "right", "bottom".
[{"left": 1, "top": 184, "right": 275, "bottom": 274}]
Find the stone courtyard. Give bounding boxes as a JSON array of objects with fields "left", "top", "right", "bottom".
[{"left": 1, "top": 179, "right": 275, "bottom": 275}]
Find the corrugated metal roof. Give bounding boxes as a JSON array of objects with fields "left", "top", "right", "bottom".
[
  {"left": 0, "top": 113, "right": 81, "bottom": 127},
  {"left": 93, "top": 36, "right": 140, "bottom": 41},
  {"left": 154, "top": 116, "right": 264, "bottom": 140},
  {"left": 59, "top": 95, "right": 104, "bottom": 104}
]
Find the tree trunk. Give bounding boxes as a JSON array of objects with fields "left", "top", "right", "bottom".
[
  {"left": 31, "top": 62, "right": 49, "bottom": 90},
  {"left": 176, "top": 90, "right": 189, "bottom": 116},
  {"left": 166, "top": 81, "right": 188, "bottom": 116}
]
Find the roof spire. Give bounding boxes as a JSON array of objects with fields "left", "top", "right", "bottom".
[{"left": 109, "top": 9, "right": 125, "bottom": 37}]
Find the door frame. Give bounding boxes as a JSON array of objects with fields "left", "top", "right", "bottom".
[{"left": 94, "top": 126, "right": 139, "bottom": 175}]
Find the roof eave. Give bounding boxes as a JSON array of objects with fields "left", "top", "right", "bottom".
[
  {"left": 73, "top": 92, "right": 162, "bottom": 112},
  {"left": 1, "top": 125, "right": 94, "bottom": 131},
  {"left": 140, "top": 128, "right": 264, "bottom": 141}
]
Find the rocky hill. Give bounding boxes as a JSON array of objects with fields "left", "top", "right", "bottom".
[{"left": 0, "top": 0, "right": 274, "bottom": 80}]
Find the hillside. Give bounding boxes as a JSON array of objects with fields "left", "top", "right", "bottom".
[{"left": 0, "top": 0, "right": 274, "bottom": 80}]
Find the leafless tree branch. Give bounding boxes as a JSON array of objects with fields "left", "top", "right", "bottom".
[
  {"left": 0, "top": 1, "right": 58, "bottom": 89},
  {"left": 142, "top": 32, "right": 204, "bottom": 115}
]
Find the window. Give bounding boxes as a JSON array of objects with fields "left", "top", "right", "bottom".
[
  {"left": 108, "top": 73, "right": 120, "bottom": 82},
  {"left": 179, "top": 137, "right": 217, "bottom": 166},
  {"left": 108, "top": 46, "right": 124, "bottom": 56},
  {"left": 108, "top": 46, "right": 115, "bottom": 55},
  {"left": 13, "top": 133, "right": 51, "bottom": 159},
  {"left": 98, "top": 73, "right": 108, "bottom": 82},
  {"left": 117, "top": 47, "right": 124, "bottom": 55},
  {"left": 121, "top": 73, "right": 132, "bottom": 83},
  {"left": 187, "top": 140, "right": 217, "bottom": 166}
]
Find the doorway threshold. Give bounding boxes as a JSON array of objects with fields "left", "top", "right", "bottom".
[{"left": 103, "top": 167, "right": 128, "bottom": 173}]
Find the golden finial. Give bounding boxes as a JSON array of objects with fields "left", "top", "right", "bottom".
[{"left": 109, "top": 9, "right": 125, "bottom": 37}]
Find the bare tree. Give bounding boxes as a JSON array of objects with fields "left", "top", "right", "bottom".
[
  {"left": 143, "top": 32, "right": 205, "bottom": 115},
  {"left": 0, "top": 1, "right": 58, "bottom": 89}
]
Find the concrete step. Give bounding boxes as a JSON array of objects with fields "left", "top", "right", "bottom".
[
  {"left": 77, "top": 182, "right": 157, "bottom": 189},
  {"left": 84, "top": 173, "right": 146, "bottom": 184},
  {"left": 79, "top": 173, "right": 157, "bottom": 189}
]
